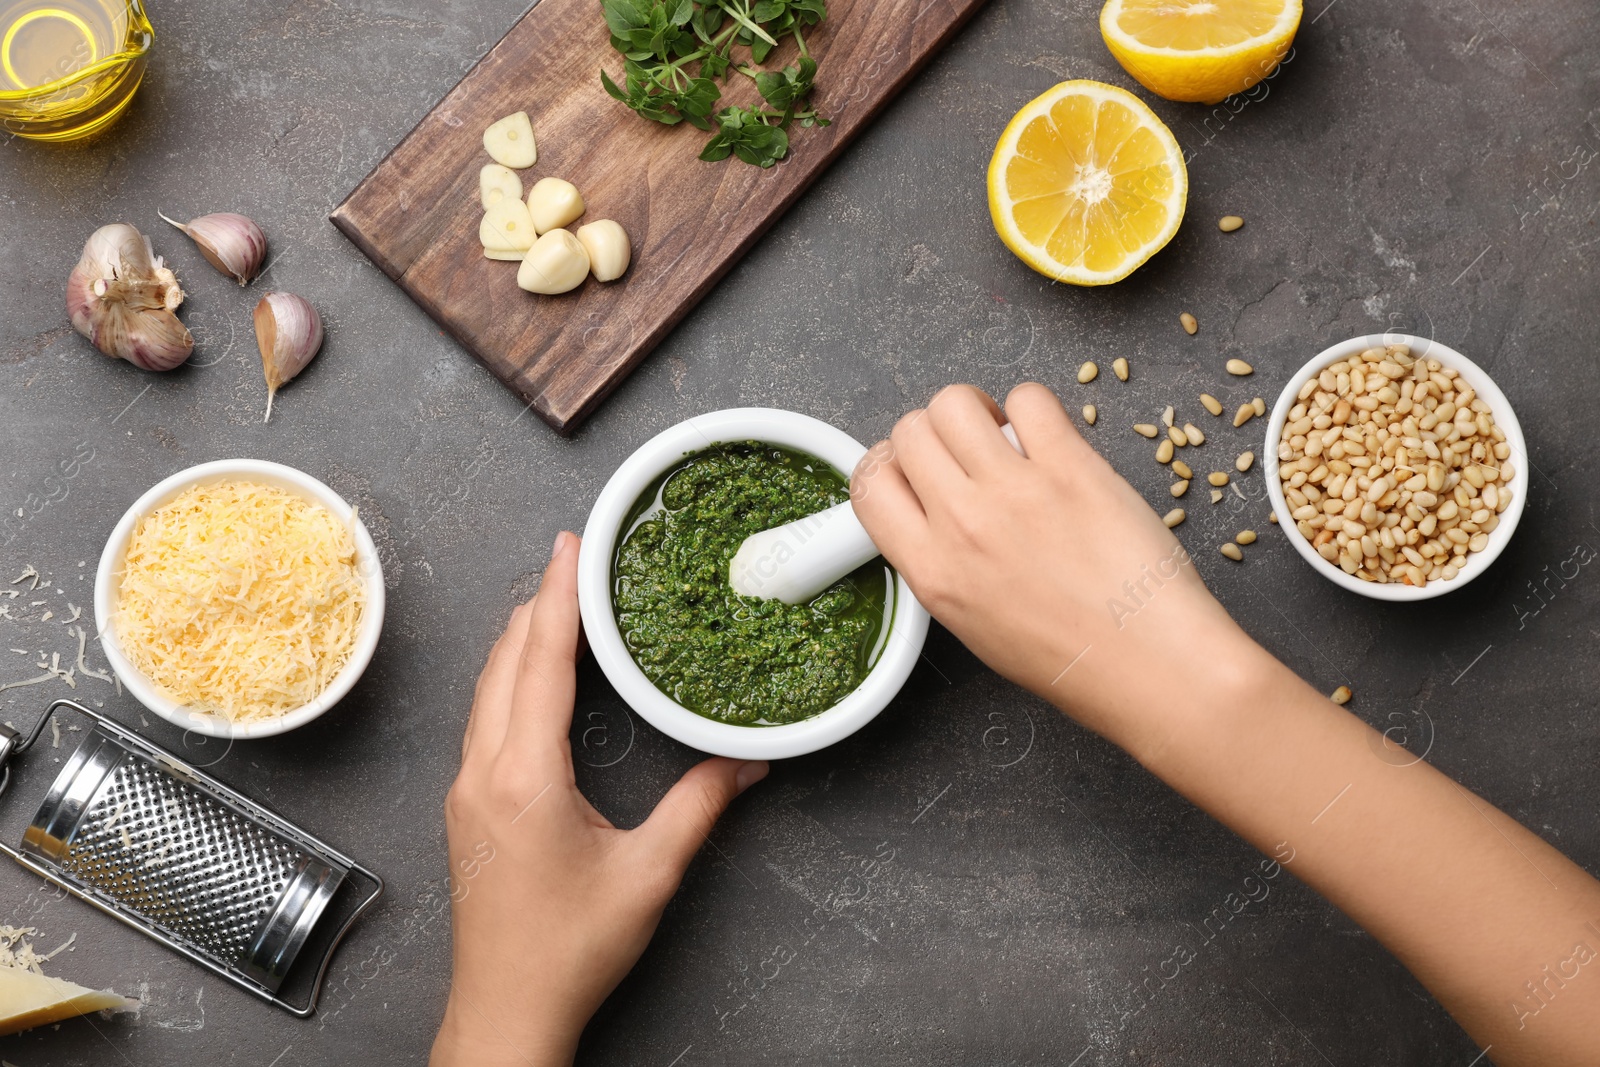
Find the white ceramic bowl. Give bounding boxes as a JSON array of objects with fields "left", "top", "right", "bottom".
[
  {"left": 1263, "top": 334, "right": 1528, "bottom": 601},
  {"left": 578, "top": 409, "right": 930, "bottom": 760},
  {"left": 94, "top": 459, "right": 386, "bottom": 739}
]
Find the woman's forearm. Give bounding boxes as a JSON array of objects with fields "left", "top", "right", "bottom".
[{"left": 1121, "top": 633, "right": 1600, "bottom": 1067}]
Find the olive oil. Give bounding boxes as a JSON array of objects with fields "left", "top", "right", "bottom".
[{"left": 0, "top": 0, "right": 150, "bottom": 141}]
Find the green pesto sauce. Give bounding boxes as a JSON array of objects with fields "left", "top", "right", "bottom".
[{"left": 612, "top": 442, "right": 891, "bottom": 726}]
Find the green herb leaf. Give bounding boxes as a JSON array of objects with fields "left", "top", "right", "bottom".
[{"left": 602, "top": 0, "right": 825, "bottom": 167}]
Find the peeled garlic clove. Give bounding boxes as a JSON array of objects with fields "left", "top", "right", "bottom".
[
  {"left": 66, "top": 223, "right": 194, "bottom": 372},
  {"left": 480, "top": 199, "right": 536, "bottom": 253},
  {"left": 575, "top": 220, "right": 630, "bottom": 282},
  {"left": 158, "top": 210, "right": 267, "bottom": 285},
  {"left": 526, "top": 178, "right": 584, "bottom": 234},
  {"left": 480, "top": 164, "right": 523, "bottom": 210},
  {"left": 517, "top": 230, "right": 589, "bottom": 295},
  {"left": 254, "top": 292, "right": 324, "bottom": 422},
  {"left": 483, "top": 112, "right": 536, "bottom": 169}
]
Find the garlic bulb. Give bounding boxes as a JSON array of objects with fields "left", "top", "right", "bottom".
[
  {"left": 254, "top": 292, "right": 324, "bottom": 422},
  {"left": 159, "top": 211, "right": 267, "bottom": 285},
  {"left": 66, "top": 223, "right": 194, "bottom": 372}
]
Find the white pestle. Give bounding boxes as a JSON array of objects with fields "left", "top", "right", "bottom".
[{"left": 730, "top": 423, "right": 1024, "bottom": 604}]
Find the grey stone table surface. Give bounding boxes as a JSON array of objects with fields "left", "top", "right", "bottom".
[{"left": 1, "top": 0, "right": 1597, "bottom": 1063}]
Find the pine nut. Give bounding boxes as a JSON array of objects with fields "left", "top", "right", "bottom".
[
  {"left": 1218, "top": 215, "right": 1244, "bottom": 232},
  {"left": 1252, "top": 397, "right": 1266, "bottom": 416},
  {"left": 1163, "top": 508, "right": 1186, "bottom": 528},
  {"left": 1171, "top": 460, "right": 1193, "bottom": 479},
  {"left": 1220, "top": 542, "right": 1243, "bottom": 561},
  {"left": 1181, "top": 313, "right": 1198, "bottom": 335},
  {"left": 1183, "top": 423, "right": 1206, "bottom": 445},
  {"left": 1078, "top": 361, "right": 1098, "bottom": 384},
  {"left": 1237, "top": 530, "right": 1257, "bottom": 545},
  {"left": 1330, "top": 686, "right": 1352, "bottom": 705},
  {"left": 1269, "top": 511, "right": 1278, "bottom": 524},
  {"left": 1226, "top": 359, "right": 1253, "bottom": 376},
  {"left": 1207, "top": 472, "right": 1229, "bottom": 487},
  {"left": 1200, "top": 393, "right": 1223, "bottom": 416},
  {"left": 1161, "top": 405, "right": 1175, "bottom": 427},
  {"left": 1210, "top": 489, "right": 1224, "bottom": 504},
  {"left": 1134, "top": 424, "right": 1158, "bottom": 438},
  {"left": 1156, "top": 439, "right": 1175, "bottom": 464},
  {"left": 1113, "top": 357, "right": 1130, "bottom": 381},
  {"left": 1276, "top": 351, "right": 1513, "bottom": 587},
  {"left": 1235, "top": 451, "right": 1254, "bottom": 473},
  {"left": 1169, "top": 425, "right": 1189, "bottom": 446},
  {"left": 1170, "top": 480, "right": 1190, "bottom": 498},
  {"left": 1083, "top": 404, "right": 1097, "bottom": 426},
  {"left": 1233, "top": 403, "right": 1255, "bottom": 427}
]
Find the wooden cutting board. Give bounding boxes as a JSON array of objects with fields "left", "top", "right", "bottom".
[{"left": 331, "top": 0, "right": 990, "bottom": 434}]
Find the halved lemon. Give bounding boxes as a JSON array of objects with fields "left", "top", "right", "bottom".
[
  {"left": 987, "top": 80, "right": 1187, "bottom": 287},
  {"left": 1101, "top": 0, "right": 1302, "bottom": 105}
]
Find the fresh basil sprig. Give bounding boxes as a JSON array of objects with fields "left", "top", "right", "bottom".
[{"left": 600, "top": 0, "right": 829, "bottom": 167}]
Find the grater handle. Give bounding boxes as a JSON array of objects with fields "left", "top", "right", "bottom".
[{"left": 0, "top": 704, "right": 62, "bottom": 799}]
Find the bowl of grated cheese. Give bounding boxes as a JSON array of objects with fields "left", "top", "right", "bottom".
[{"left": 94, "top": 459, "right": 386, "bottom": 739}]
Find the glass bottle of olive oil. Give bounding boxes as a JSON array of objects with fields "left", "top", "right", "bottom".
[{"left": 0, "top": 0, "right": 151, "bottom": 141}]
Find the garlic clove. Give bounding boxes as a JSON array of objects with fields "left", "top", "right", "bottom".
[
  {"left": 158, "top": 211, "right": 268, "bottom": 285},
  {"left": 483, "top": 112, "right": 537, "bottom": 169},
  {"left": 254, "top": 292, "right": 324, "bottom": 422},
  {"left": 67, "top": 223, "right": 194, "bottom": 372},
  {"left": 526, "top": 178, "right": 585, "bottom": 235},
  {"left": 482, "top": 249, "right": 526, "bottom": 262},
  {"left": 479, "top": 164, "right": 523, "bottom": 210},
  {"left": 480, "top": 200, "right": 536, "bottom": 253},
  {"left": 575, "top": 220, "right": 631, "bottom": 282},
  {"left": 517, "top": 230, "right": 590, "bottom": 295}
]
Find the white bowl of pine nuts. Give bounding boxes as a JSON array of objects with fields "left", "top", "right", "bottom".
[{"left": 1264, "top": 334, "right": 1527, "bottom": 601}]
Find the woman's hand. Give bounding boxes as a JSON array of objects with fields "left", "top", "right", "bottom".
[
  {"left": 851, "top": 383, "right": 1263, "bottom": 761},
  {"left": 430, "top": 532, "right": 769, "bottom": 1067}
]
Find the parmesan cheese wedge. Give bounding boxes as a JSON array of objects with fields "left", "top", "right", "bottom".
[{"left": 0, "top": 965, "right": 136, "bottom": 1035}]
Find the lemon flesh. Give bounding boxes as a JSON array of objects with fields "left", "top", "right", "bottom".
[
  {"left": 988, "top": 80, "right": 1187, "bottom": 287},
  {"left": 1101, "top": 0, "right": 1302, "bottom": 105}
]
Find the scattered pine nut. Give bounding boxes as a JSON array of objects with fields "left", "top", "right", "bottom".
[
  {"left": 1133, "top": 423, "right": 1158, "bottom": 438},
  {"left": 1199, "top": 393, "right": 1223, "bottom": 416},
  {"left": 1207, "top": 471, "right": 1230, "bottom": 487},
  {"left": 1220, "top": 542, "right": 1243, "bottom": 561},
  {"left": 1171, "top": 459, "right": 1193, "bottom": 480},
  {"left": 1082, "top": 404, "right": 1097, "bottom": 426},
  {"left": 1078, "top": 361, "right": 1099, "bottom": 384},
  {"left": 1182, "top": 422, "right": 1205, "bottom": 445},
  {"left": 1237, "top": 530, "right": 1258, "bottom": 545},
  {"left": 1161, "top": 405, "right": 1175, "bottom": 428},
  {"left": 1251, "top": 396, "right": 1266, "bottom": 417},
  {"left": 1168, "top": 425, "right": 1189, "bottom": 447},
  {"left": 1156, "top": 439, "right": 1175, "bottom": 464},
  {"left": 1226, "top": 358, "right": 1253, "bottom": 376},
  {"left": 1180, "top": 312, "right": 1198, "bottom": 335},
  {"left": 1171, "top": 480, "right": 1190, "bottom": 498},
  {"left": 1235, "top": 450, "right": 1255, "bottom": 472},
  {"left": 1330, "top": 685, "right": 1352, "bottom": 706},
  {"left": 1268, "top": 511, "right": 1278, "bottom": 524},
  {"left": 1233, "top": 403, "right": 1255, "bottom": 427},
  {"left": 1113, "top": 357, "right": 1130, "bottom": 381},
  {"left": 1218, "top": 215, "right": 1244, "bottom": 233},
  {"left": 1163, "top": 508, "right": 1186, "bottom": 528},
  {"left": 1210, "top": 488, "right": 1224, "bottom": 504}
]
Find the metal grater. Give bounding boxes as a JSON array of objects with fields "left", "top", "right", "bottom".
[{"left": 0, "top": 700, "right": 383, "bottom": 1016}]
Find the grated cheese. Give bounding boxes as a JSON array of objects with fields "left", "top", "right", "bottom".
[{"left": 114, "top": 481, "right": 367, "bottom": 723}]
